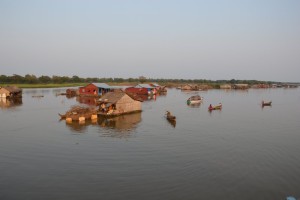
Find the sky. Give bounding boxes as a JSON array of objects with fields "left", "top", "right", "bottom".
[{"left": 0, "top": 0, "right": 300, "bottom": 82}]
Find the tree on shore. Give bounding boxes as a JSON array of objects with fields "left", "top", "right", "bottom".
[{"left": 0, "top": 74, "right": 287, "bottom": 86}]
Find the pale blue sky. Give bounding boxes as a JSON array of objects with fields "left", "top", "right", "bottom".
[{"left": 0, "top": 0, "right": 299, "bottom": 82}]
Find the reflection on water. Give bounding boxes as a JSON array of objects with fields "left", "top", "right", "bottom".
[
  {"left": 63, "top": 112, "right": 142, "bottom": 137},
  {"left": 2, "top": 88, "right": 300, "bottom": 200},
  {"left": 0, "top": 98, "right": 22, "bottom": 109},
  {"left": 23, "top": 88, "right": 51, "bottom": 95},
  {"left": 99, "top": 112, "right": 141, "bottom": 130},
  {"left": 76, "top": 96, "right": 98, "bottom": 106},
  {"left": 187, "top": 103, "right": 201, "bottom": 108},
  {"left": 130, "top": 94, "right": 157, "bottom": 101},
  {"left": 64, "top": 118, "right": 98, "bottom": 133},
  {"left": 52, "top": 88, "right": 69, "bottom": 95},
  {"left": 166, "top": 118, "right": 176, "bottom": 127}
]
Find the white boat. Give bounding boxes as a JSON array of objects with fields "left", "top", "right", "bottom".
[{"left": 187, "top": 95, "right": 203, "bottom": 105}]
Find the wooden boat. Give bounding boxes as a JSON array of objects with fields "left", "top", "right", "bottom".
[
  {"left": 59, "top": 106, "right": 97, "bottom": 121},
  {"left": 208, "top": 103, "right": 222, "bottom": 111},
  {"left": 187, "top": 95, "right": 203, "bottom": 105},
  {"left": 262, "top": 101, "right": 272, "bottom": 106},
  {"left": 32, "top": 95, "right": 44, "bottom": 98},
  {"left": 165, "top": 111, "right": 176, "bottom": 121}
]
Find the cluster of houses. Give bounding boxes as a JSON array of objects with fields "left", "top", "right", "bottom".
[
  {"left": 77, "top": 82, "right": 166, "bottom": 97},
  {"left": 59, "top": 82, "right": 167, "bottom": 122},
  {"left": 178, "top": 83, "right": 299, "bottom": 91},
  {"left": 1, "top": 81, "right": 298, "bottom": 122},
  {"left": 220, "top": 83, "right": 299, "bottom": 89}
]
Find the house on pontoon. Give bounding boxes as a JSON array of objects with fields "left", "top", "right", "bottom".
[
  {"left": 78, "top": 83, "right": 120, "bottom": 96},
  {"left": 98, "top": 90, "right": 142, "bottom": 116},
  {"left": 0, "top": 86, "right": 22, "bottom": 98},
  {"left": 125, "top": 83, "right": 157, "bottom": 95},
  {"left": 233, "top": 84, "right": 249, "bottom": 90}
]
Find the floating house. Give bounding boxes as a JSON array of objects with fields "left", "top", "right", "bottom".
[
  {"left": 149, "top": 83, "right": 167, "bottom": 93},
  {"left": 98, "top": 90, "right": 142, "bottom": 116},
  {"left": 181, "top": 84, "right": 200, "bottom": 91},
  {"left": 125, "top": 87, "right": 149, "bottom": 95},
  {"left": 251, "top": 84, "right": 270, "bottom": 89},
  {"left": 220, "top": 84, "right": 232, "bottom": 89},
  {"left": 125, "top": 83, "right": 156, "bottom": 95},
  {"left": 79, "top": 83, "right": 116, "bottom": 96},
  {"left": 136, "top": 84, "right": 156, "bottom": 94},
  {"left": 233, "top": 84, "right": 249, "bottom": 90},
  {"left": 0, "top": 86, "right": 22, "bottom": 98}
]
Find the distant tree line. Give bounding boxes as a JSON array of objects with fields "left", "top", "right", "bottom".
[{"left": 0, "top": 74, "right": 283, "bottom": 85}]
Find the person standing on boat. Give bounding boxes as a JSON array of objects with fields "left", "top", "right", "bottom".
[{"left": 209, "top": 104, "right": 213, "bottom": 110}]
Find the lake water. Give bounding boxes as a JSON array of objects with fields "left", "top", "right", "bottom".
[{"left": 1, "top": 88, "right": 300, "bottom": 200}]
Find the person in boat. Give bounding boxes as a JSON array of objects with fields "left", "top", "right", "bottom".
[
  {"left": 209, "top": 104, "right": 213, "bottom": 110},
  {"left": 100, "top": 103, "right": 106, "bottom": 112}
]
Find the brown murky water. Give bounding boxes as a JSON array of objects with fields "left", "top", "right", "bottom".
[{"left": 1, "top": 87, "right": 300, "bottom": 200}]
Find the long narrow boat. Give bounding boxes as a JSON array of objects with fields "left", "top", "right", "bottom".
[
  {"left": 262, "top": 101, "right": 272, "bottom": 106},
  {"left": 208, "top": 103, "right": 222, "bottom": 111},
  {"left": 165, "top": 111, "right": 176, "bottom": 121},
  {"left": 187, "top": 95, "right": 203, "bottom": 105}
]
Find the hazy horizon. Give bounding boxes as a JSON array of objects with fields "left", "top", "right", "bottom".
[{"left": 1, "top": 0, "right": 300, "bottom": 82}]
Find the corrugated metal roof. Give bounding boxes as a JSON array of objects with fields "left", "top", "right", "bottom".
[
  {"left": 3, "top": 86, "right": 22, "bottom": 93},
  {"left": 91, "top": 83, "right": 112, "bottom": 89},
  {"left": 136, "top": 84, "right": 154, "bottom": 89},
  {"left": 110, "top": 85, "right": 131, "bottom": 90},
  {"left": 151, "top": 83, "right": 160, "bottom": 87}
]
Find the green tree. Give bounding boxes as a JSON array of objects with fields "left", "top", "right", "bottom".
[
  {"left": 11, "top": 74, "right": 24, "bottom": 83},
  {"left": 139, "top": 76, "right": 146, "bottom": 83},
  {"left": 0, "top": 75, "right": 9, "bottom": 83},
  {"left": 24, "top": 74, "right": 38, "bottom": 84},
  {"left": 39, "top": 75, "right": 51, "bottom": 84},
  {"left": 71, "top": 75, "right": 81, "bottom": 83}
]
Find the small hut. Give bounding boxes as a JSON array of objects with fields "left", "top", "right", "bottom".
[
  {"left": 98, "top": 90, "right": 142, "bottom": 116},
  {"left": 233, "top": 84, "right": 249, "bottom": 90},
  {"left": 181, "top": 84, "right": 200, "bottom": 91},
  {"left": 220, "top": 84, "right": 232, "bottom": 89},
  {"left": 0, "top": 86, "right": 22, "bottom": 98}
]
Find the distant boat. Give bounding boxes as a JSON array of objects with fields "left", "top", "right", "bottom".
[
  {"left": 165, "top": 111, "right": 176, "bottom": 121},
  {"left": 208, "top": 103, "right": 222, "bottom": 111},
  {"left": 187, "top": 95, "right": 203, "bottom": 105},
  {"left": 262, "top": 100, "right": 272, "bottom": 107}
]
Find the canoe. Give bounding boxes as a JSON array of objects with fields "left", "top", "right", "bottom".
[
  {"left": 262, "top": 101, "right": 272, "bottom": 106},
  {"left": 208, "top": 104, "right": 222, "bottom": 111},
  {"left": 165, "top": 111, "right": 176, "bottom": 121},
  {"left": 187, "top": 95, "right": 203, "bottom": 105}
]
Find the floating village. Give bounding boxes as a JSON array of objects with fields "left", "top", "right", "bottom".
[{"left": 0, "top": 82, "right": 299, "bottom": 125}]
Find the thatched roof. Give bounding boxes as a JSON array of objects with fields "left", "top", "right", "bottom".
[
  {"left": 3, "top": 86, "right": 22, "bottom": 93},
  {"left": 99, "top": 91, "right": 129, "bottom": 104}
]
